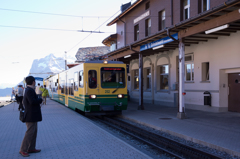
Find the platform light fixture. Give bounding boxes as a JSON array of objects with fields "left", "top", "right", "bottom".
[
  {"left": 152, "top": 45, "right": 164, "bottom": 50},
  {"left": 124, "top": 55, "right": 131, "bottom": 58},
  {"left": 205, "top": 24, "right": 229, "bottom": 34}
]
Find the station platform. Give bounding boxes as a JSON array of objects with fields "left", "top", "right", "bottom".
[
  {"left": 120, "top": 102, "right": 240, "bottom": 157},
  {"left": 0, "top": 100, "right": 151, "bottom": 159}
]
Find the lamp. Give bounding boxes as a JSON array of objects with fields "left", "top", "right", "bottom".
[
  {"left": 152, "top": 45, "right": 164, "bottom": 50},
  {"left": 205, "top": 24, "right": 229, "bottom": 34}
]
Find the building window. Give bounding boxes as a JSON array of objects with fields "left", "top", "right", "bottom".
[
  {"left": 145, "top": 2, "right": 150, "bottom": 10},
  {"left": 134, "top": 24, "right": 139, "bottom": 41},
  {"left": 160, "top": 65, "right": 169, "bottom": 90},
  {"left": 74, "top": 72, "right": 78, "bottom": 91},
  {"left": 202, "top": 62, "right": 209, "bottom": 81},
  {"left": 158, "top": 10, "right": 165, "bottom": 31},
  {"left": 144, "top": 68, "right": 151, "bottom": 90},
  {"left": 202, "top": 0, "right": 210, "bottom": 12},
  {"left": 134, "top": 70, "right": 139, "bottom": 90},
  {"left": 183, "top": 0, "right": 190, "bottom": 20},
  {"left": 145, "top": 18, "right": 151, "bottom": 37},
  {"left": 185, "top": 54, "right": 194, "bottom": 81}
]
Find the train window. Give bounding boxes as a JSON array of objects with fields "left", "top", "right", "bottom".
[
  {"left": 88, "top": 70, "right": 97, "bottom": 88},
  {"left": 101, "top": 67, "right": 125, "bottom": 88},
  {"left": 79, "top": 71, "right": 84, "bottom": 87},
  {"left": 61, "top": 80, "right": 65, "bottom": 94},
  {"left": 69, "top": 79, "right": 74, "bottom": 96},
  {"left": 74, "top": 72, "right": 78, "bottom": 91}
]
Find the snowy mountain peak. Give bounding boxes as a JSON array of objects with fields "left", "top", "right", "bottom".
[{"left": 29, "top": 53, "right": 76, "bottom": 79}]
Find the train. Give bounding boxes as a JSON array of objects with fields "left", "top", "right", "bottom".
[{"left": 44, "top": 60, "right": 128, "bottom": 115}]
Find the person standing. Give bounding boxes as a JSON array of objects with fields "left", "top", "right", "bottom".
[
  {"left": 17, "top": 85, "right": 24, "bottom": 111},
  {"left": 35, "top": 83, "right": 42, "bottom": 98},
  {"left": 19, "top": 76, "right": 42, "bottom": 157},
  {"left": 11, "top": 87, "right": 15, "bottom": 101},
  {"left": 40, "top": 85, "right": 49, "bottom": 105}
]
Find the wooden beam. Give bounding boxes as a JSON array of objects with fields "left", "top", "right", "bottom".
[
  {"left": 189, "top": 36, "right": 218, "bottom": 39},
  {"left": 179, "top": 9, "right": 240, "bottom": 38},
  {"left": 108, "top": 46, "right": 140, "bottom": 60}
]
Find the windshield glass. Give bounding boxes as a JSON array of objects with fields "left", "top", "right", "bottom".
[{"left": 101, "top": 67, "right": 125, "bottom": 88}]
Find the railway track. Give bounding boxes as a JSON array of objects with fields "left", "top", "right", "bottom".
[{"left": 94, "top": 116, "right": 224, "bottom": 159}]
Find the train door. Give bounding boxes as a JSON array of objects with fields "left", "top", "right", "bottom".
[
  {"left": 65, "top": 72, "right": 68, "bottom": 106},
  {"left": 86, "top": 68, "right": 99, "bottom": 96},
  {"left": 228, "top": 73, "right": 240, "bottom": 112}
]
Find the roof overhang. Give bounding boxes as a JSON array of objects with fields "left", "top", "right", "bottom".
[
  {"left": 105, "top": 0, "right": 240, "bottom": 64},
  {"left": 67, "top": 63, "right": 79, "bottom": 69},
  {"left": 102, "top": 33, "right": 118, "bottom": 46}
]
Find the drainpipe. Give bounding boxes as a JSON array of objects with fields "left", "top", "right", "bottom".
[
  {"left": 118, "top": 18, "right": 126, "bottom": 47},
  {"left": 130, "top": 45, "right": 144, "bottom": 110},
  {"left": 167, "top": 29, "right": 187, "bottom": 119},
  {"left": 171, "top": 0, "right": 173, "bottom": 25}
]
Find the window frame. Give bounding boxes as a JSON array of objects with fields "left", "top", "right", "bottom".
[
  {"left": 79, "top": 70, "right": 84, "bottom": 88},
  {"left": 183, "top": 0, "right": 190, "bottom": 20},
  {"left": 74, "top": 72, "right": 78, "bottom": 91},
  {"left": 145, "top": 18, "right": 151, "bottom": 37},
  {"left": 61, "top": 80, "right": 65, "bottom": 94},
  {"left": 145, "top": 1, "right": 150, "bottom": 10},
  {"left": 69, "top": 79, "right": 74, "bottom": 96},
  {"left": 158, "top": 10, "right": 165, "bottom": 31},
  {"left": 100, "top": 67, "right": 126, "bottom": 88},
  {"left": 145, "top": 67, "right": 151, "bottom": 91},
  {"left": 133, "top": 69, "right": 139, "bottom": 90},
  {"left": 201, "top": 62, "right": 210, "bottom": 82},
  {"left": 88, "top": 70, "right": 97, "bottom": 89},
  {"left": 159, "top": 65, "right": 169, "bottom": 90},
  {"left": 134, "top": 24, "right": 139, "bottom": 41},
  {"left": 201, "top": 0, "right": 210, "bottom": 12},
  {"left": 184, "top": 54, "right": 194, "bottom": 82}
]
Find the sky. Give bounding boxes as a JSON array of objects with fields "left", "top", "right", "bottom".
[{"left": 0, "top": 0, "right": 136, "bottom": 89}]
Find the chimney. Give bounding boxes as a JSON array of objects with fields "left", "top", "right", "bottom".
[{"left": 121, "top": 2, "right": 131, "bottom": 13}]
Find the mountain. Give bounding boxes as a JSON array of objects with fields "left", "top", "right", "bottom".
[
  {"left": 0, "top": 88, "right": 12, "bottom": 97},
  {"left": 0, "top": 53, "right": 76, "bottom": 97},
  {"left": 29, "top": 53, "right": 76, "bottom": 80}
]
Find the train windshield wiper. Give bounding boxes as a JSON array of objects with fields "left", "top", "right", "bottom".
[{"left": 112, "top": 82, "right": 123, "bottom": 93}]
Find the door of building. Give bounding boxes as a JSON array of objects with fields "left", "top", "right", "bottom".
[{"left": 228, "top": 73, "right": 240, "bottom": 112}]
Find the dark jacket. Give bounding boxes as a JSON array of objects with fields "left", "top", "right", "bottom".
[{"left": 23, "top": 86, "right": 43, "bottom": 122}]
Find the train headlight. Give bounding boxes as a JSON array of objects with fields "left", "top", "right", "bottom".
[
  {"left": 89, "top": 95, "right": 97, "bottom": 99},
  {"left": 103, "top": 60, "right": 108, "bottom": 64},
  {"left": 117, "top": 94, "right": 124, "bottom": 98}
]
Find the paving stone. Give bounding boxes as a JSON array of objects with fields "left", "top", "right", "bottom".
[{"left": 0, "top": 100, "right": 151, "bottom": 159}]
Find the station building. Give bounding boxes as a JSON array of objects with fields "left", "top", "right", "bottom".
[{"left": 102, "top": 0, "right": 240, "bottom": 116}]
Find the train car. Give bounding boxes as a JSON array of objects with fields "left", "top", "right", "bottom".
[{"left": 45, "top": 60, "right": 128, "bottom": 115}]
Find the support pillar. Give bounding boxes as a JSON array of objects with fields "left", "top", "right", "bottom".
[
  {"left": 138, "top": 52, "right": 144, "bottom": 110},
  {"left": 177, "top": 38, "right": 187, "bottom": 119}
]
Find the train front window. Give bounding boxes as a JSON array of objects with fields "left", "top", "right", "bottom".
[{"left": 101, "top": 67, "right": 125, "bottom": 88}]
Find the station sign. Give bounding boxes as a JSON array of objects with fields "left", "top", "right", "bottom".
[
  {"left": 34, "top": 77, "right": 44, "bottom": 81},
  {"left": 140, "top": 33, "right": 178, "bottom": 51}
]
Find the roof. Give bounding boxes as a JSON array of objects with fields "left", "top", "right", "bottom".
[
  {"left": 106, "top": 0, "right": 240, "bottom": 63},
  {"left": 102, "top": 34, "right": 118, "bottom": 46},
  {"left": 107, "top": 0, "right": 143, "bottom": 26},
  {"left": 84, "top": 60, "right": 124, "bottom": 64}
]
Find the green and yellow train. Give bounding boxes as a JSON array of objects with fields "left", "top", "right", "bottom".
[{"left": 45, "top": 60, "right": 128, "bottom": 115}]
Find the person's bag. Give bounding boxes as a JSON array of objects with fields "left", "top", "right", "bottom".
[{"left": 19, "top": 109, "right": 26, "bottom": 123}]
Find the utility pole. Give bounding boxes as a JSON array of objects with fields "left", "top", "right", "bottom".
[{"left": 65, "top": 51, "right": 67, "bottom": 70}]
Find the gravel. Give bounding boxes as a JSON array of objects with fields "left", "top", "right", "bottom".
[{"left": 117, "top": 117, "right": 240, "bottom": 159}]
